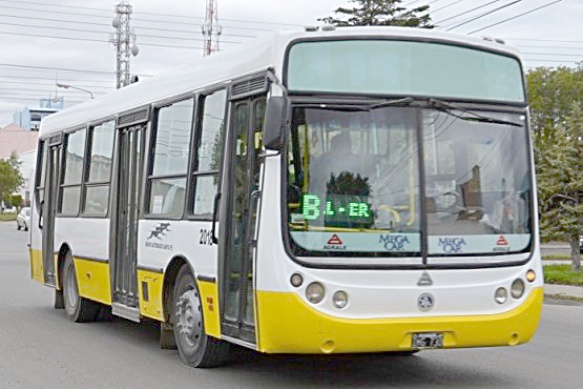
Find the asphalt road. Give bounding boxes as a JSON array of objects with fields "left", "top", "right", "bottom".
[{"left": 1, "top": 220, "right": 582, "bottom": 389}]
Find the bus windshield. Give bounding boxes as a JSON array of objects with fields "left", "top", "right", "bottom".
[{"left": 286, "top": 105, "right": 532, "bottom": 259}]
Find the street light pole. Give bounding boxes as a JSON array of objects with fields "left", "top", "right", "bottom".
[{"left": 56, "top": 83, "right": 94, "bottom": 99}]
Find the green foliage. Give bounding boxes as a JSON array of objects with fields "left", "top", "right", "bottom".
[
  {"left": 0, "top": 213, "right": 17, "bottom": 222},
  {"left": 0, "top": 152, "right": 24, "bottom": 206},
  {"left": 10, "top": 194, "right": 23, "bottom": 208},
  {"left": 528, "top": 66, "right": 583, "bottom": 270},
  {"left": 543, "top": 265, "right": 583, "bottom": 286},
  {"left": 320, "top": 0, "right": 432, "bottom": 28}
]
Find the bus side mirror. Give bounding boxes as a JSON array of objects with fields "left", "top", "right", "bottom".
[{"left": 264, "top": 96, "right": 288, "bottom": 150}]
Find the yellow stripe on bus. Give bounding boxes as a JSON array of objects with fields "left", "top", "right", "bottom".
[
  {"left": 197, "top": 280, "right": 221, "bottom": 338},
  {"left": 137, "top": 269, "right": 164, "bottom": 321},
  {"left": 74, "top": 258, "right": 112, "bottom": 305},
  {"left": 29, "top": 249, "right": 44, "bottom": 284},
  {"left": 256, "top": 288, "right": 543, "bottom": 354}
]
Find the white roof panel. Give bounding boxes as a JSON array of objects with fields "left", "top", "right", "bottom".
[{"left": 39, "top": 27, "right": 521, "bottom": 138}]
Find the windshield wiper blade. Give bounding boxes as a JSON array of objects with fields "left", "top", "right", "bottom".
[
  {"left": 365, "top": 97, "right": 415, "bottom": 110},
  {"left": 294, "top": 97, "right": 415, "bottom": 111},
  {"left": 428, "top": 98, "right": 523, "bottom": 127}
]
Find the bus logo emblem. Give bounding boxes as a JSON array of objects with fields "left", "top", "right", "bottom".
[
  {"left": 496, "top": 235, "right": 508, "bottom": 246},
  {"left": 418, "top": 293, "right": 435, "bottom": 312},
  {"left": 147, "top": 222, "right": 171, "bottom": 241},
  {"left": 417, "top": 271, "right": 433, "bottom": 286},
  {"left": 327, "top": 234, "right": 343, "bottom": 245}
]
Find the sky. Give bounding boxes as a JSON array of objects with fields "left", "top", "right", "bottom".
[{"left": 1, "top": 0, "right": 582, "bottom": 127}]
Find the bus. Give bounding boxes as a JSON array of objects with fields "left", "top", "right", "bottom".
[{"left": 29, "top": 26, "right": 543, "bottom": 368}]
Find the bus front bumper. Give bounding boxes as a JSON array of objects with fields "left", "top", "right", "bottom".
[{"left": 256, "top": 288, "right": 543, "bottom": 354}]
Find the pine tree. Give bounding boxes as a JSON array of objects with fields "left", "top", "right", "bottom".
[
  {"left": 537, "top": 102, "right": 583, "bottom": 271},
  {"left": 320, "top": 0, "right": 432, "bottom": 28}
]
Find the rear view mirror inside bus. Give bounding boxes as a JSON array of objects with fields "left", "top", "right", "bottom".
[{"left": 264, "top": 96, "right": 288, "bottom": 150}]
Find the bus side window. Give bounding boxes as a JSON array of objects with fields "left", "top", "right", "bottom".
[
  {"left": 190, "top": 89, "right": 227, "bottom": 219},
  {"left": 147, "top": 98, "right": 194, "bottom": 217}
]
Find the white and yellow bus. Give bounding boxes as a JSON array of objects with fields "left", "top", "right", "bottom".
[{"left": 29, "top": 27, "right": 543, "bottom": 368}]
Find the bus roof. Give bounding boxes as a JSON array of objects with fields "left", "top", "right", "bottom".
[{"left": 38, "top": 27, "right": 521, "bottom": 138}]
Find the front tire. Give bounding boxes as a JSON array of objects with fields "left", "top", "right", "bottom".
[
  {"left": 62, "top": 252, "right": 99, "bottom": 322},
  {"left": 172, "top": 265, "right": 229, "bottom": 368}
]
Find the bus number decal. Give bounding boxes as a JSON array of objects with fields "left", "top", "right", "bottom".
[{"left": 199, "top": 229, "right": 213, "bottom": 246}]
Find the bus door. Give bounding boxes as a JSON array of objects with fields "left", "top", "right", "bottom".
[
  {"left": 111, "top": 124, "right": 146, "bottom": 321},
  {"left": 220, "top": 97, "right": 266, "bottom": 344},
  {"left": 41, "top": 136, "right": 62, "bottom": 287}
]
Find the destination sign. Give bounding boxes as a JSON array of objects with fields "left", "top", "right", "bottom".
[{"left": 302, "top": 194, "right": 373, "bottom": 227}]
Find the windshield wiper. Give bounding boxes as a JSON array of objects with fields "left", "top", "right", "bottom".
[
  {"left": 294, "top": 97, "right": 414, "bottom": 112},
  {"left": 428, "top": 98, "right": 524, "bottom": 127}
]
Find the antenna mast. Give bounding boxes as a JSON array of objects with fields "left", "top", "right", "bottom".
[
  {"left": 111, "top": 1, "right": 139, "bottom": 88},
  {"left": 202, "top": 0, "right": 222, "bottom": 56}
]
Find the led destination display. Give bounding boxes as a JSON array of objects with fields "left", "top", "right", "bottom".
[{"left": 301, "top": 194, "right": 373, "bottom": 227}]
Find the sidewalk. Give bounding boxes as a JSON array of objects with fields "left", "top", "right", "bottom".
[{"left": 544, "top": 283, "right": 583, "bottom": 303}]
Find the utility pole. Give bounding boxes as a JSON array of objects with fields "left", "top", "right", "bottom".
[
  {"left": 111, "top": 1, "right": 139, "bottom": 89},
  {"left": 202, "top": 0, "right": 222, "bottom": 56}
]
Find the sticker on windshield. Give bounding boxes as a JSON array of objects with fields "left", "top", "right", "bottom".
[
  {"left": 323, "top": 234, "right": 347, "bottom": 251},
  {"left": 290, "top": 232, "right": 420, "bottom": 253},
  {"left": 428, "top": 235, "right": 530, "bottom": 255},
  {"left": 379, "top": 234, "right": 412, "bottom": 252}
]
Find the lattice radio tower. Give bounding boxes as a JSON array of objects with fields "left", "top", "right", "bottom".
[
  {"left": 202, "top": 0, "right": 222, "bottom": 56},
  {"left": 111, "top": 1, "right": 139, "bottom": 88}
]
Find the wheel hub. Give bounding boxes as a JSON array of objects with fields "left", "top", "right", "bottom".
[{"left": 175, "top": 289, "right": 203, "bottom": 350}]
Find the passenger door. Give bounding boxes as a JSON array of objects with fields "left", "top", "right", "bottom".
[
  {"left": 41, "top": 137, "right": 62, "bottom": 287},
  {"left": 111, "top": 123, "right": 147, "bottom": 320},
  {"left": 220, "top": 96, "right": 266, "bottom": 345}
]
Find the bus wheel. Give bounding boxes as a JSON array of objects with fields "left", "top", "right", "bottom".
[
  {"left": 62, "top": 252, "right": 99, "bottom": 323},
  {"left": 173, "top": 265, "right": 229, "bottom": 368}
]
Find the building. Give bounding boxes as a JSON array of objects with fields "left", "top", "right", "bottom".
[
  {"left": 13, "top": 97, "right": 64, "bottom": 131},
  {"left": 0, "top": 124, "right": 39, "bottom": 205}
]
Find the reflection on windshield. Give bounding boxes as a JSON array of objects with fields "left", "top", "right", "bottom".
[
  {"left": 285, "top": 105, "right": 533, "bottom": 258},
  {"left": 422, "top": 109, "right": 531, "bottom": 255},
  {"left": 287, "top": 107, "right": 421, "bottom": 256}
]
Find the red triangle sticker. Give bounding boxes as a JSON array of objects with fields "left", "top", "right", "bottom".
[
  {"left": 496, "top": 235, "right": 508, "bottom": 246},
  {"left": 327, "top": 234, "right": 343, "bottom": 245}
]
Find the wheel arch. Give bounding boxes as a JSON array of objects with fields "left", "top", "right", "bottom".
[
  {"left": 56, "top": 242, "right": 72, "bottom": 290},
  {"left": 162, "top": 255, "right": 195, "bottom": 323}
]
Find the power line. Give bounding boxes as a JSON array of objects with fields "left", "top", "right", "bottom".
[
  {"left": 0, "top": 63, "right": 116, "bottom": 75},
  {"left": 0, "top": 0, "right": 301, "bottom": 29},
  {"left": 436, "top": 0, "right": 504, "bottom": 25},
  {"left": 431, "top": 0, "right": 467, "bottom": 14},
  {"left": 0, "top": 30, "right": 210, "bottom": 50},
  {"left": 0, "top": 79, "right": 114, "bottom": 89},
  {"left": 445, "top": 0, "right": 522, "bottom": 31},
  {"left": 468, "top": 0, "right": 563, "bottom": 35},
  {"left": 0, "top": 13, "right": 258, "bottom": 38}
]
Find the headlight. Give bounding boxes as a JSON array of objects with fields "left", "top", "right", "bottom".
[
  {"left": 495, "top": 287, "right": 508, "bottom": 304},
  {"left": 511, "top": 278, "right": 525, "bottom": 299},
  {"left": 525, "top": 270, "right": 536, "bottom": 283},
  {"left": 332, "top": 291, "right": 348, "bottom": 309},
  {"left": 306, "top": 282, "right": 325, "bottom": 304},
  {"left": 290, "top": 273, "right": 303, "bottom": 287}
]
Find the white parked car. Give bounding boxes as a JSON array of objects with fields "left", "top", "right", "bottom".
[{"left": 16, "top": 207, "right": 31, "bottom": 231}]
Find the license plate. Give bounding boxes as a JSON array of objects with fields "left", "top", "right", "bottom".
[{"left": 412, "top": 333, "right": 443, "bottom": 349}]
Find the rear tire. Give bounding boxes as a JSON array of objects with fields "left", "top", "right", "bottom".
[
  {"left": 62, "top": 252, "right": 100, "bottom": 322},
  {"left": 24, "top": 223, "right": 28, "bottom": 231},
  {"left": 172, "top": 265, "right": 230, "bottom": 368},
  {"left": 17, "top": 223, "right": 21, "bottom": 231}
]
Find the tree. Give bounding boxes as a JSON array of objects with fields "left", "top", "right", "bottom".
[
  {"left": 0, "top": 152, "right": 24, "bottom": 212},
  {"left": 535, "top": 101, "right": 583, "bottom": 271},
  {"left": 527, "top": 66, "right": 583, "bottom": 271},
  {"left": 320, "top": 0, "right": 432, "bottom": 28}
]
